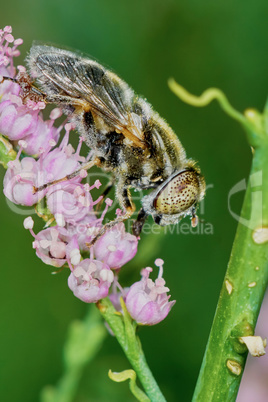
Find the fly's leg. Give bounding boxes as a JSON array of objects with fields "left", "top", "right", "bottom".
[
  {"left": 33, "top": 158, "right": 102, "bottom": 193},
  {"left": 1, "top": 73, "right": 46, "bottom": 103},
  {"left": 88, "top": 185, "right": 136, "bottom": 247},
  {"left": 190, "top": 206, "right": 199, "bottom": 228},
  {"left": 1, "top": 76, "right": 17, "bottom": 84},
  {"left": 132, "top": 208, "right": 148, "bottom": 236},
  {"left": 1, "top": 73, "right": 92, "bottom": 110}
]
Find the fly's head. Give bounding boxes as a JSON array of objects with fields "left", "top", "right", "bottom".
[{"left": 142, "top": 165, "right": 205, "bottom": 228}]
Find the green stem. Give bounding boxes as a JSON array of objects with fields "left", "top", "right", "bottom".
[
  {"left": 97, "top": 297, "right": 166, "bottom": 402},
  {"left": 168, "top": 80, "right": 268, "bottom": 400},
  {"left": 192, "top": 131, "right": 268, "bottom": 399}
]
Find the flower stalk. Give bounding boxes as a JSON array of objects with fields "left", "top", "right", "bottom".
[
  {"left": 97, "top": 297, "right": 166, "bottom": 402},
  {"left": 169, "top": 80, "right": 268, "bottom": 401}
]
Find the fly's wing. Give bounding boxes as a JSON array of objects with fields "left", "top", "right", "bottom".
[{"left": 28, "top": 45, "right": 146, "bottom": 148}]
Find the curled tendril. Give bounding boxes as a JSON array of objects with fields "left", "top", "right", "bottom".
[
  {"left": 108, "top": 369, "right": 150, "bottom": 402},
  {"left": 168, "top": 78, "right": 268, "bottom": 146},
  {"left": 168, "top": 78, "right": 247, "bottom": 125}
]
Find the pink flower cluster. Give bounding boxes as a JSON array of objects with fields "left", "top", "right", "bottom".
[{"left": 0, "top": 26, "right": 175, "bottom": 325}]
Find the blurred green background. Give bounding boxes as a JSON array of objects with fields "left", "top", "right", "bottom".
[{"left": 1, "top": 1, "right": 268, "bottom": 401}]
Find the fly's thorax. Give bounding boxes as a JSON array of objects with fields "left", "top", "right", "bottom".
[{"left": 142, "top": 167, "right": 205, "bottom": 226}]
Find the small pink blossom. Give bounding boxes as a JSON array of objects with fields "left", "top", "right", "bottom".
[
  {"left": 65, "top": 214, "right": 98, "bottom": 252},
  {"left": 68, "top": 259, "right": 114, "bottom": 303},
  {"left": 3, "top": 156, "right": 42, "bottom": 206},
  {"left": 31, "top": 226, "right": 71, "bottom": 267},
  {"left": 0, "top": 98, "right": 40, "bottom": 141},
  {"left": 0, "top": 29, "right": 60, "bottom": 155},
  {"left": 21, "top": 117, "right": 59, "bottom": 156},
  {"left": 25, "top": 221, "right": 85, "bottom": 268},
  {"left": 46, "top": 182, "right": 94, "bottom": 225},
  {"left": 0, "top": 93, "right": 59, "bottom": 156},
  {"left": 0, "top": 28, "right": 23, "bottom": 98},
  {"left": 38, "top": 141, "right": 82, "bottom": 189},
  {"left": 125, "top": 259, "right": 176, "bottom": 325},
  {"left": 0, "top": 26, "right": 20, "bottom": 79},
  {"left": 93, "top": 222, "right": 138, "bottom": 269},
  {"left": 0, "top": 78, "right": 20, "bottom": 99}
]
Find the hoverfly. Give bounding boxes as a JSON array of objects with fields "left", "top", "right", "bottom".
[{"left": 7, "top": 45, "right": 205, "bottom": 239}]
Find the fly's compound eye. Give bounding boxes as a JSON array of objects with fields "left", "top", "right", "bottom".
[{"left": 153, "top": 170, "right": 201, "bottom": 215}]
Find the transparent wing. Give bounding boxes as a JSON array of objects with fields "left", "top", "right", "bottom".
[{"left": 29, "top": 45, "right": 146, "bottom": 147}]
